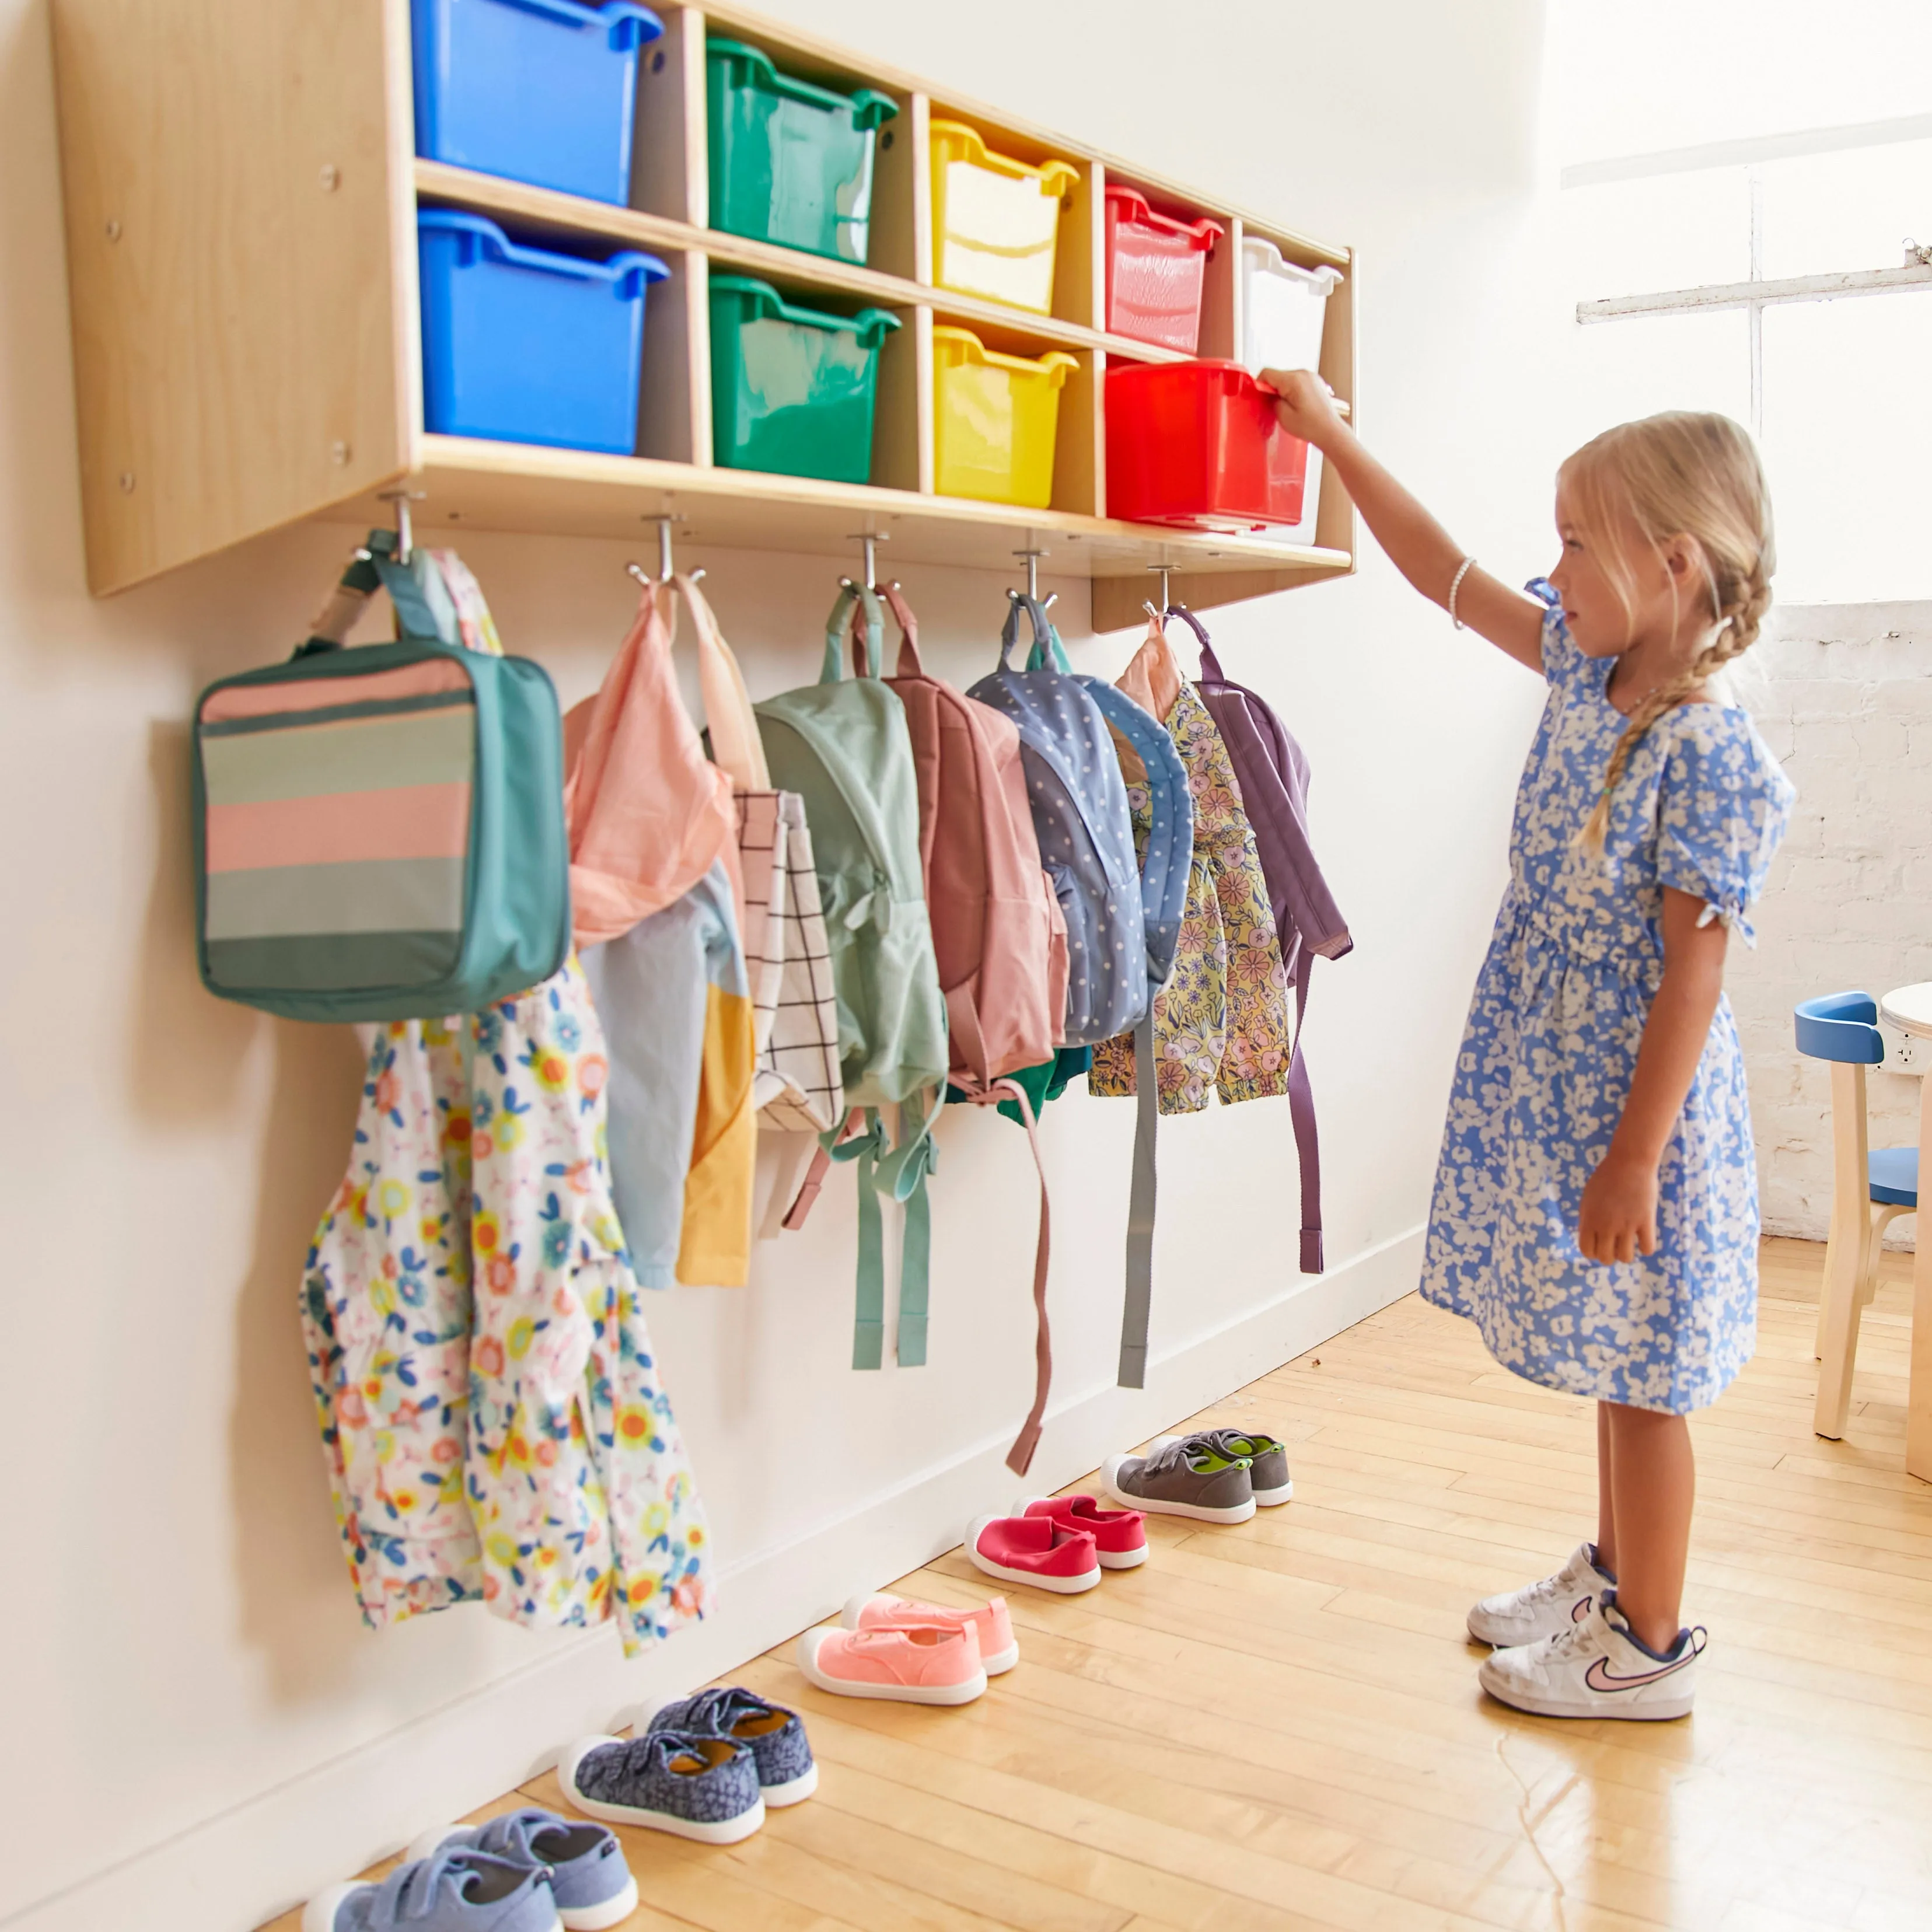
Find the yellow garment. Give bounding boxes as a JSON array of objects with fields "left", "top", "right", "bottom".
[{"left": 676, "top": 977, "right": 757, "bottom": 1286}]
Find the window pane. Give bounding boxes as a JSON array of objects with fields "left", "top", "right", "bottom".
[
  {"left": 1760, "top": 289, "right": 1932, "bottom": 601},
  {"left": 1758, "top": 140, "right": 1932, "bottom": 278},
  {"left": 1563, "top": 172, "right": 1752, "bottom": 299},
  {"left": 1553, "top": 309, "right": 1752, "bottom": 460}
]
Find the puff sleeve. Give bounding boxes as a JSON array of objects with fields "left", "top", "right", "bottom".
[{"left": 1650, "top": 710, "right": 1795, "bottom": 946}]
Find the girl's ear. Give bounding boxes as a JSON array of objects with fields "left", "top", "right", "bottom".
[{"left": 1662, "top": 532, "right": 1707, "bottom": 583}]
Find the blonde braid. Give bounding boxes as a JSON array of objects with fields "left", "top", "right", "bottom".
[{"left": 1578, "top": 564, "right": 1770, "bottom": 852}]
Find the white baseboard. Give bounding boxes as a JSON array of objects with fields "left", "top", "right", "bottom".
[{"left": 9, "top": 1227, "right": 1422, "bottom": 1932}]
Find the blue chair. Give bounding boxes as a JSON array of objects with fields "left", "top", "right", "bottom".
[{"left": 1794, "top": 992, "right": 1919, "bottom": 1439}]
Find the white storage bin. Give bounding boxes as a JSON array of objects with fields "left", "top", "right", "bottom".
[{"left": 1241, "top": 237, "right": 1341, "bottom": 546}]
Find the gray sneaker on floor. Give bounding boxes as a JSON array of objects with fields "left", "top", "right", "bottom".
[
  {"left": 1103, "top": 1437, "right": 1256, "bottom": 1523},
  {"left": 1152, "top": 1430, "right": 1292, "bottom": 1505}
]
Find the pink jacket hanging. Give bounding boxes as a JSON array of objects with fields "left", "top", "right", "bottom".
[{"left": 564, "top": 580, "right": 737, "bottom": 948}]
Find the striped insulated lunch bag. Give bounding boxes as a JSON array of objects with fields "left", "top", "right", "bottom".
[{"left": 191, "top": 530, "right": 571, "bottom": 1022}]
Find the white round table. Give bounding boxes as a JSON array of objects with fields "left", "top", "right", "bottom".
[{"left": 1878, "top": 983, "right": 1932, "bottom": 1481}]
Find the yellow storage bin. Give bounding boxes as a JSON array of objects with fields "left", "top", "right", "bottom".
[
  {"left": 930, "top": 121, "right": 1081, "bottom": 315},
  {"left": 932, "top": 326, "right": 1077, "bottom": 508}
]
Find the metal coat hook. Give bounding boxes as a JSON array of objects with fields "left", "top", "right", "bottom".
[
  {"left": 376, "top": 487, "right": 426, "bottom": 565},
  {"left": 846, "top": 530, "right": 888, "bottom": 591},
  {"left": 627, "top": 515, "right": 701, "bottom": 588},
  {"left": 1012, "top": 547, "right": 1057, "bottom": 610}
]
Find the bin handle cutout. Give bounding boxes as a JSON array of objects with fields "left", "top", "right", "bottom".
[
  {"left": 931, "top": 120, "right": 1080, "bottom": 200},
  {"left": 495, "top": 0, "right": 664, "bottom": 52},
  {"left": 709, "top": 38, "right": 899, "bottom": 128}
]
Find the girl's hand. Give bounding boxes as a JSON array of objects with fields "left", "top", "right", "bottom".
[
  {"left": 1259, "top": 367, "right": 1345, "bottom": 451},
  {"left": 1578, "top": 1149, "right": 1660, "bottom": 1265}
]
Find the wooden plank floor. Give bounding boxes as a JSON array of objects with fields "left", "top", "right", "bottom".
[{"left": 265, "top": 1238, "right": 1932, "bottom": 1932}]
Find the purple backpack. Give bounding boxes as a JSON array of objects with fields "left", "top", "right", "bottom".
[{"left": 1168, "top": 605, "right": 1352, "bottom": 1273}]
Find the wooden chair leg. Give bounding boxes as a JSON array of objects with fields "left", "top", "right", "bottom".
[
  {"left": 1814, "top": 1203, "right": 1875, "bottom": 1441},
  {"left": 1909, "top": 1071, "right": 1932, "bottom": 1482}
]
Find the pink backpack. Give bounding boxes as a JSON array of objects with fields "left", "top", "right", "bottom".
[
  {"left": 874, "top": 582, "right": 1068, "bottom": 1089},
  {"left": 854, "top": 582, "right": 1067, "bottom": 1473}
]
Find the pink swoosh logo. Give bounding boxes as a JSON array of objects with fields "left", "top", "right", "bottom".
[
  {"left": 1571, "top": 1595, "right": 1592, "bottom": 1623},
  {"left": 1584, "top": 1653, "right": 1690, "bottom": 1692}
]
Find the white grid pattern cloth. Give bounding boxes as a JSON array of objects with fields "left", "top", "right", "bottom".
[{"left": 736, "top": 789, "right": 843, "bottom": 1133}]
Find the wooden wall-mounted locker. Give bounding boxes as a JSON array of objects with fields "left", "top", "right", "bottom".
[{"left": 51, "top": 0, "right": 1357, "bottom": 626}]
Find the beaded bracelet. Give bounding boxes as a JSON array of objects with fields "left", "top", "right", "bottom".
[{"left": 1448, "top": 556, "right": 1475, "bottom": 630}]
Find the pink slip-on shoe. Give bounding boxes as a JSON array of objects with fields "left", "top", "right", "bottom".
[
  {"left": 840, "top": 1590, "right": 1020, "bottom": 1674},
  {"left": 1014, "top": 1493, "right": 1148, "bottom": 1570},
  {"left": 795, "top": 1622, "right": 987, "bottom": 1704},
  {"left": 966, "top": 1512, "right": 1102, "bottom": 1594}
]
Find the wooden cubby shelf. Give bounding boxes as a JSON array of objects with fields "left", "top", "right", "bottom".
[{"left": 52, "top": 0, "right": 1357, "bottom": 630}]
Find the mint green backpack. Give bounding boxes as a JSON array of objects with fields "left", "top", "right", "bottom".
[{"left": 759, "top": 584, "right": 949, "bottom": 1369}]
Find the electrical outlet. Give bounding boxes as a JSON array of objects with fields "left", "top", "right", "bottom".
[{"left": 1879, "top": 1021, "right": 1925, "bottom": 1073}]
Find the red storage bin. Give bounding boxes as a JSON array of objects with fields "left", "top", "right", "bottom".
[
  {"left": 1103, "top": 187, "right": 1224, "bottom": 352},
  {"left": 1106, "top": 360, "right": 1308, "bottom": 529}
]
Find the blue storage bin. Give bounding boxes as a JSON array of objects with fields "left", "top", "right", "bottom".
[
  {"left": 411, "top": 0, "right": 665, "bottom": 205},
  {"left": 418, "top": 209, "right": 668, "bottom": 455}
]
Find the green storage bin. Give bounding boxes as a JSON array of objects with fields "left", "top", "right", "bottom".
[
  {"left": 709, "top": 276, "right": 899, "bottom": 483},
  {"left": 707, "top": 39, "right": 898, "bottom": 265}
]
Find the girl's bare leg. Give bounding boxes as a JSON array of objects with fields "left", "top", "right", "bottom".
[
  {"left": 1601, "top": 1400, "right": 1695, "bottom": 1652},
  {"left": 1595, "top": 1400, "right": 1617, "bottom": 1574}
]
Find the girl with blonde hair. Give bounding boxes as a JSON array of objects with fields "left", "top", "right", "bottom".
[{"left": 1266, "top": 378, "right": 1793, "bottom": 1719}]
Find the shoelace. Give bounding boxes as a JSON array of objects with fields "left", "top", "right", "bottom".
[{"left": 1517, "top": 1563, "right": 1587, "bottom": 1608}]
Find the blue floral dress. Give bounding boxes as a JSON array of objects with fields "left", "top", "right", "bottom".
[{"left": 1420, "top": 603, "right": 1794, "bottom": 1413}]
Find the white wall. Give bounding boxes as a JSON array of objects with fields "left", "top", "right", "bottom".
[
  {"left": 0, "top": 4, "right": 1557, "bottom": 1928},
  {"left": 1727, "top": 603, "right": 1932, "bottom": 1241}
]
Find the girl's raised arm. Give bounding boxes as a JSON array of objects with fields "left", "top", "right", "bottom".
[{"left": 1263, "top": 369, "right": 1547, "bottom": 674}]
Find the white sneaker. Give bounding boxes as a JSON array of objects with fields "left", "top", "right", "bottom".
[
  {"left": 1478, "top": 1592, "right": 1705, "bottom": 1721},
  {"left": 1466, "top": 1543, "right": 1612, "bottom": 1647}
]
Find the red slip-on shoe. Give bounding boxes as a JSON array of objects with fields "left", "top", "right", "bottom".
[
  {"left": 966, "top": 1512, "right": 1101, "bottom": 1594},
  {"left": 1014, "top": 1493, "right": 1148, "bottom": 1570}
]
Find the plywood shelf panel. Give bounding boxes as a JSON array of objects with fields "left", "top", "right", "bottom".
[{"left": 334, "top": 434, "right": 1350, "bottom": 591}]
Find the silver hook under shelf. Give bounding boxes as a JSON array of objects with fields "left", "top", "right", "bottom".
[
  {"left": 376, "top": 487, "right": 426, "bottom": 566},
  {"left": 845, "top": 530, "right": 889, "bottom": 591}
]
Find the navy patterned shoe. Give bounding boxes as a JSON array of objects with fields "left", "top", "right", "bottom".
[
  {"left": 626, "top": 1686, "right": 817, "bottom": 1807},
  {"left": 559, "top": 1730, "right": 764, "bottom": 1844}
]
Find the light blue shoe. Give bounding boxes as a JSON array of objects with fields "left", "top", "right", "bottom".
[
  {"left": 302, "top": 1847, "right": 560, "bottom": 1932},
  {"left": 407, "top": 1811, "right": 637, "bottom": 1932}
]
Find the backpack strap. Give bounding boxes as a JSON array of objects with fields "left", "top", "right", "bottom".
[
  {"left": 299, "top": 528, "right": 455, "bottom": 654},
  {"left": 1000, "top": 591, "right": 1071, "bottom": 672},
  {"left": 986, "top": 1076, "right": 1054, "bottom": 1476},
  {"left": 1007, "top": 592, "right": 1075, "bottom": 673},
  {"left": 878, "top": 581, "right": 925, "bottom": 679},
  {"left": 673, "top": 572, "right": 771, "bottom": 791},
  {"left": 1116, "top": 1013, "right": 1159, "bottom": 1389},
  {"left": 823, "top": 582, "right": 885, "bottom": 683},
  {"left": 788, "top": 1095, "right": 942, "bottom": 1369},
  {"left": 1077, "top": 683, "right": 1193, "bottom": 1394},
  {"left": 1164, "top": 602, "right": 1224, "bottom": 684}
]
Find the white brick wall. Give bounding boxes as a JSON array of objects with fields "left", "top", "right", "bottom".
[{"left": 1727, "top": 602, "right": 1932, "bottom": 1243}]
